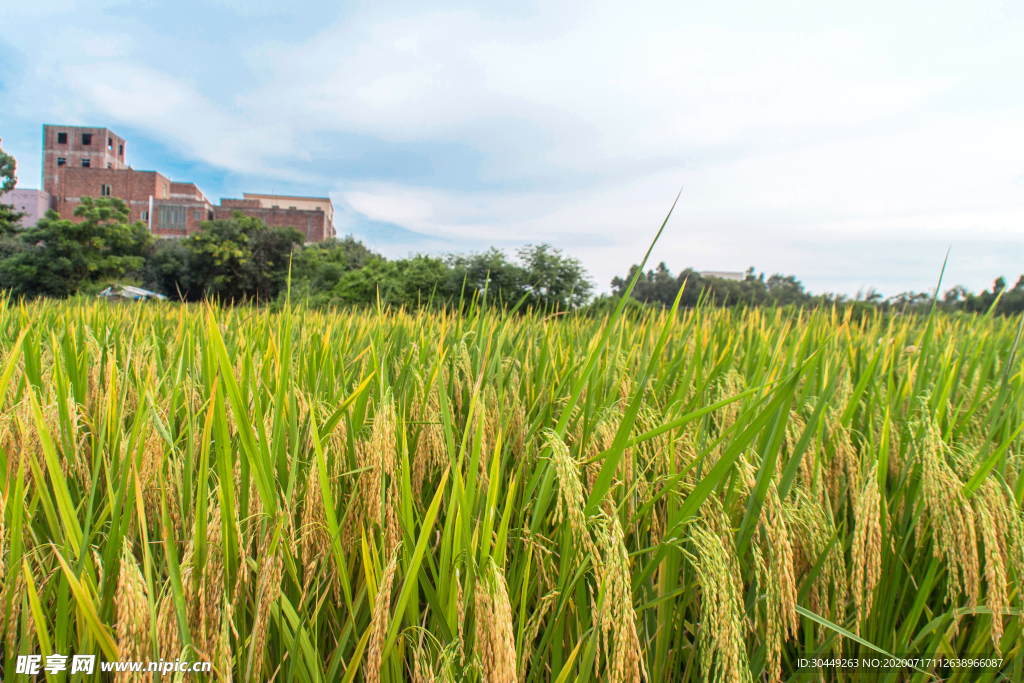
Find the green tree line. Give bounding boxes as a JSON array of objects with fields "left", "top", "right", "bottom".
[
  {"left": 1, "top": 179, "right": 1021, "bottom": 315},
  {"left": 608, "top": 261, "right": 1024, "bottom": 316},
  {"left": 0, "top": 196, "right": 592, "bottom": 310}
]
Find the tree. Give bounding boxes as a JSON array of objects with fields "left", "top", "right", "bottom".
[
  {"left": 0, "top": 197, "right": 153, "bottom": 298},
  {"left": 184, "top": 215, "right": 254, "bottom": 301},
  {"left": 329, "top": 254, "right": 449, "bottom": 308},
  {"left": 0, "top": 203, "right": 25, "bottom": 237},
  {"left": 289, "top": 235, "right": 382, "bottom": 294},
  {"left": 611, "top": 263, "right": 813, "bottom": 309},
  {"left": 517, "top": 243, "right": 593, "bottom": 310},
  {"left": 162, "top": 212, "right": 304, "bottom": 302},
  {"left": 141, "top": 238, "right": 194, "bottom": 299},
  {"left": 331, "top": 258, "right": 405, "bottom": 305},
  {"left": 765, "top": 274, "right": 809, "bottom": 306},
  {"left": 0, "top": 139, "right": 16, "bottom": 196},
  {"left": 446, "top": 248, "right": 527, "bottom": 308},
  {"left": 245, "top": 222, "right": 306, "bottom": 301},
  {"left": 0, "top": 204, "right": 27, "bottom": 292}
]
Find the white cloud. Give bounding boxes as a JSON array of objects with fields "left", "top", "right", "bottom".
[{"left": 3, "top": 0, "right": 1023, "bottom": 295}]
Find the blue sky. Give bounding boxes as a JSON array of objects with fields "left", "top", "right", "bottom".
[{"left": 2, "top": 0, "right": 1023, "bottom": 296}]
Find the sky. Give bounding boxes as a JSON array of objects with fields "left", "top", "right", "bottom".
[{"left": 1, "top": 0, "right": 1022, "bottom": 297}]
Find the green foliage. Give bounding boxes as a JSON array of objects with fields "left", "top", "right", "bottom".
[
  {"left": 510, "top": 243, "right": 592, "bottom": 310},
  {"left": 0, "top": 197, "right": 153, "bottom": 298},
  {"left": 612, "top": 262, "right": 815, "bottom": 308},
  {"left": 446, "top": 246, "right": 527, "bottom": 307},
  {"left": 281, "top": 235, "right": 382, "bottom": 303},
  {"left": 951, "top": 276, "right": 1024, "bottom": 316},
  {"left": 0, "top": 142, "right": 16, "bottom": 195},
  {"left": 0, "top": 203, "right": 24, "bottom": 237},
  {"left": 153, "top": 211, "right": 305, "bottom": 302},
  {"left": 329, "top": 254, "right": 449, "bottom": 307},
  {"left": 445, "top": 244, "right": 593, "bottom": 311},
  {"left": 141, "top": 237, "right": 194, "bottom": 299}
]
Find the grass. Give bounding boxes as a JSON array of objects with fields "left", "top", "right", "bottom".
[{"left": 0, "top": 293, "right": 1022, "bottom": 682}]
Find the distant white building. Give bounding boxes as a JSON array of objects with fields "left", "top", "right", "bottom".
[
  {"left": 701, "top": 271, "right": 745, "bottom": 281},
  {"left": 4, "top": 188, "right": 53, "bottom": 228}
]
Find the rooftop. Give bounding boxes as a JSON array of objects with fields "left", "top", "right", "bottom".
[{"left": 243, "top": 192, "right": 332, "bottom": 202}]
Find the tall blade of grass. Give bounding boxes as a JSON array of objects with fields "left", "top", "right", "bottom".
[
  {"left": 554, "top": 189, "right": 681, "bottom": 438},
  {"left": 585, "top": 280, "right": 686, "bottom": 517},
  {"left": 51, "top": 547, "right": 119, "bottom": 660},
  {"left": 207, "top": 307, "right": 278, "bottom": 516},
  {"left": 23, "top": 557, "right": 54, "bottom": 659},
  {"left": 380, "top": 464, "right": 451, "bottom": 661},
  {"left": 29, "top": 388, "right": 83, "bottom": 556},
  {"left": 159, "top": 475, "right": 195, "bottom": 658}
]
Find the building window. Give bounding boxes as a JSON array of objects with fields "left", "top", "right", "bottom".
[
  {"left": 57, "top": 132, "right": 67, "bottom": 144},
  {"left": 108, "top": 137, "right": 113, "bottom": 150},
  {"left": 289, "top": 205, "right": 297, "bottom": 210},
  {"left": 81, "top": 159, "right": 90, "bottom": 168},
  {"left": 82, "top": 133, "right": 92, "bottom": 145},
  {"left": 101, "top": 184, "right": 112, "bottom": 196},
  {"left": 118, "top": 144, "right": 123, "bottom": 156},
  {"left": 107, "top": 163, "right": 112, "bottom": 169},
  {"left": 163, "top": 184, "right": 168, "bottom": 198},
  {"left": 193, "top": 210, "right": 202, "bottom": 221},
  {"left": 141, "top": 210, "right": 149, "bottom": 220},
  {"left": 57, "top": 157, "right": 66, "bottom": 166},
  {"left": 158, "top": 205, "right": 187, "bottom": 228},
  {"left": 271, "top": 204, "right": 279, "bottom": 209}
]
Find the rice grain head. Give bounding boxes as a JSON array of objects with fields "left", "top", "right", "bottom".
[
  {"left": 546, "top": 429, "right": 599, "bottom": 563},
  {"left": 246, "top": 519, "right": 284, "bottom": 682},
  {"left": 474, "top": 559, "right": 517, "bottom": 683},
  {"left": 850, "top": 464, "right": 883, "bottom": 636},
  {"left": 686, "top": 522, "right": 752, "bottom": 683},
  {"left": 114, "top": 546, "right": 151, "bottom": 682},
  {"left": 595, "top": 509, "right": 646, "bottom": 683},
  {"left": 365, "top": 543, "right": 401, "bottom": 683},
  {"left": 916, "top": 419, "right": 979, "bottom": 609}
]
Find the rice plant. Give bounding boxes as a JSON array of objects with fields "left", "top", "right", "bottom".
[{"left": 0, "top": 291, "right": 1022, "bottom": 682}]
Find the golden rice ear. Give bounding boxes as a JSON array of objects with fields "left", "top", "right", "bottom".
[
  {"left": 192, "top": 495, "right": 226, "bottom": 664},
  {"left": 364, "top": 543, "right": 401, "bottom": 683},
  {"left": 686, "top": 522, "right": 752, "bottom": 683},
  {"left": 474, "top": 560, "right": 517, "bottom": 683},
  {"left": 413, "top": 375, "right": 445, "bottom": 507},
  {"left": 246, "top": 519, "right": 284, "bottom": 682},
  {"left": 545, "top": 429, "right": 599, "bottom": 563},
  {"left": 594, "top": 509, "right": 646, "bottom": 683},
  {"left": 850, "top": 464, "right": 883, "bottom": 636},
  {"left": 972, "top": 477, "right": 1021, "bottom": 651},
  {"left": 916, "top": 418, "right": 980, "bottom": 609},
  {"left": 114, "top": 545, "right": 150, "bottom": 683}
]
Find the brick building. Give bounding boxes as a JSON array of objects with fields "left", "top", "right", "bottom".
[
  {"left": 37, "top": 124, "right": 334, "bottom": 241},
  {"left": 214, "top": 194, "right": 334, "bottom": 243}
]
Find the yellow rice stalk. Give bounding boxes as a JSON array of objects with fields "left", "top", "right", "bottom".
[
  {"left": 246, "top": 521, "right": 283, "bottom": 682},
  {"left": 114, "top": 546, "right": 151, "bottom": 683},
  {"left": 916, "top": 419, "right": 979, "bottom": 608},
  {"left": 850, "top": 464, "right": 883, "bottom": 636},
  {"left": 686, "top": 523, "right": 753, "bottom": 683},
  {"left": 595, "top": 510, "right": 646, "bottom": 683},
  {"left": 365, "top": 543, "right": 401, "bottom": 683},
  {"left": 972, "top": 477, "right": 1024, "bottom": 650},
  {"left": 545, "top": 429, "right": 600, "bottom": 563},
  {"left": 474, "top": 559, "right": 517, "bottom": 683}
]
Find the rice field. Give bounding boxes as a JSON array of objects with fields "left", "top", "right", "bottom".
[{"left": 1, "top": 294, "right": 1022, "bottom": 682}]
